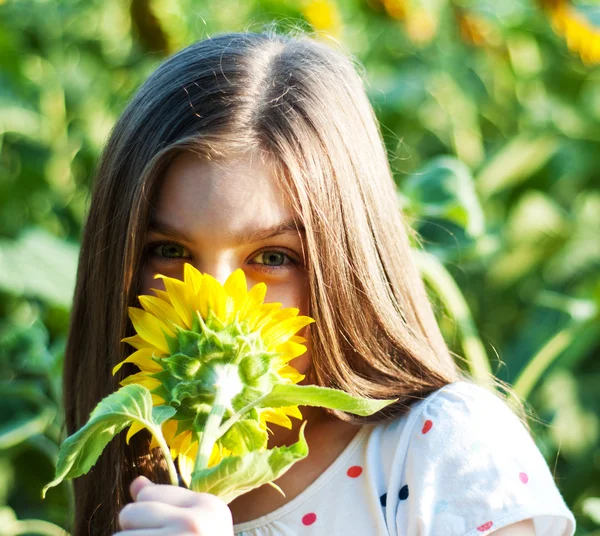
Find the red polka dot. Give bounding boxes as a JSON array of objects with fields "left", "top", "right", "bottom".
[
  {"left": 347, "top": 465, "right": 363, "bottom": 478},
  {"left": 519, "top": 472, "right": 529, "bottom": 484},
  {"left": 477, "top": 521, "right": 493, "bottom": 532},
  {"left": 302, "top": 513, "right": 317, "bottom": 526},
  {"left": 422, "top": 420, "right": 433, "bottom": 434}
]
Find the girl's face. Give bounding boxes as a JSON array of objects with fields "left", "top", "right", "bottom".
[{"left": 141, "top": 151, "right": 312, "bottom": 376}]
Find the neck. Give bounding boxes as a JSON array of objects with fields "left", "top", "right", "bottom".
[{"left": 266, "top": 405, "right": 332, "bottom": 449}]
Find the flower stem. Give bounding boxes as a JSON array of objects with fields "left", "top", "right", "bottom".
[
  {"left": 154, "top": 431, "right": 179, "bottom": 486},
  {"left": 217, "top": 394, "right": 268, "bottom": 437},
  {"left": 193, "top": 385, "right": 229, "bottom": 476}
]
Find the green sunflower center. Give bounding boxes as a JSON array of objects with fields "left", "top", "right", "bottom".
[{"left": 150, "top": 310, "right": 283, "bottom": 433}]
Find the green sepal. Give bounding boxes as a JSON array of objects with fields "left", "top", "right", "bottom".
[
  {"left": 175, "top": 417, "right": 196, "bottom": 436},
  {"left": 172, "top": 380, "right": 215, "bottom": 406},
  {"left": 163, "top": 353, "right": 201, "bottom": 380},
  {"left": 232, "top": 387, "right": 266, "bottom": 412},
  {"left": 220, "top": 418, "right": 268, "bottom": 456},
  {"left": 175, "top": 326, "right": 204, "bottom": 356},
  {"left": 42, "top": 385, "right": 176, "bottom": 498},
  {"left": 238, "top": 353, "right": 272, "bottom": 383},
  {"left": 192, "top": 407, "right": 211, "bottom": 432},
  {"left": 150, "top": 369, "right": 179, "bottom": 405},
  {"left": 190, "top": 421, "right": 309, "bottom": 503}
]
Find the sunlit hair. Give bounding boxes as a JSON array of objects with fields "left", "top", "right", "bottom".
[{"left": 65, "top": 26, "right": 470, "bottom": 534}]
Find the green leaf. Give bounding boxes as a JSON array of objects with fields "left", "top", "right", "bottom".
[
  {"left": 42, "top": 385, "right": 176, "bottom": 498},
  {"left": 191, "top": 422, "right": 309, "bottom": 503},
  {"left": 402, "top": 156, "right": 484, "bottom": 239},
  {"left": 220, "top": 419, "right": 268, "bottom": 456},
  {"left": 261, "top": 384, "right": 397, "bottom": 416},
  {"left": 0, "top": 381, "right": 57, "bottom": 449},
  {"left": 582, "top": 497, "right": 600, "bottom": 524},
  {"left": 0, "top": 228, "right": 79, "bottom": 307},
  {"left": 476, "top": 134, "right": 558, "bottom": 198}
]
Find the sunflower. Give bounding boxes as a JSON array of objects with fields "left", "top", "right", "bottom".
[{"left": 113, "top": 263, "right": 314, "bottom": 484}]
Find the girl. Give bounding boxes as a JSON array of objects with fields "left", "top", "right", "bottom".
[{"left": 64, "top": 28, "right": 576, "bottom": 535}]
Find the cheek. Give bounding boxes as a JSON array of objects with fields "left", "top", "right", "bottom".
[
  {"left": 289, "top": 326, "right": 313, "bottom": 378},
  {"left": 262, "top": 272, "right": 310, "bottom": 316},
  {"left": 140, "top": 266, "right": 165, "bottom": 296}
]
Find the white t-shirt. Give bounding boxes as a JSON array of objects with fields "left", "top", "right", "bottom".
[{"left": 233, "top": 380, "right": 576, "bottom": 535}]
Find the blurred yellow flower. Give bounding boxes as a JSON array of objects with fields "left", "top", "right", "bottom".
[
  {"left": 303, "top": 0, "right": 343, "bottom": 38},
  {"left": 541, "top": 0, "right": 600, "bottom": 65}
]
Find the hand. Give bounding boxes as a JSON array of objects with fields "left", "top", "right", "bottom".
[{"left": 115, "top": 476, "right": 235, "bottom": 535}]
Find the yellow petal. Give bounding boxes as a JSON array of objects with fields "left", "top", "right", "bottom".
[
  {"left": 139, "top": 295, "right": 185, "bottom": 331},
  {"left": 171, "top": 430, "right": 193, "bottom": 460},
  {"left": 208, "top": 441, "right": 222, "bottom": 467},
  {"left": 277, "top": 364, "right": 305, "bottom": 384},
  {"left": 184, "top": 263, "right": 204, "bottom": 296},
  {"left": 180, "top": 434, "right": 197, "bottom": 458},
  {"left": 121, "top": 334, "right": 153, "bottom": 350},
  {"left": 246, "top": 303, "right": 283, "bottom": 331},
  {"left": 223, "top": 270, "right": 249, "bottom": 323},
  {"left": 159, "top": 419, "right": 177, "bottom": 443},
  {"left": 128, "top": 307, "right": 174, "bottom": 353},
  {"left": 263, "top": 316, "right": 315, "bottom": 348},
  {"left": 120, "top": 371, "right": 161, "bottom": 390},
  {"left": 126, "top": 422, "right": 145, "bottom": 444},
  {"left": 237, "top": 282, "right": 267, "bottom": 322},
  {"left": 154, "top": 276, "right": 194, "bottom": 329},
  {"left": 277, "top": 340, "right": 308, "bottom": 363},
  {"left": 255, "top": 307, "right": 300, "bottom": 333},
  {"left": 203, "top": 273, "right": 227, "bottom": 322},
  {"left": 151, "top": 288, "right": 172, "bottom": 304},
  {"left": 178, "top": 452, "right": 194, "bottom": 487},
  {"left": 112, "top": 348, "right": 163, "bottom": 375},
  {"left": 151, "top": 393, "right": 165, "bottom": 405},
  {"left": 260, "top": 408, "right": 292, "bottom": 429},
  {"left": 280, "top": 405, "right": 303, "bottom": 420}
]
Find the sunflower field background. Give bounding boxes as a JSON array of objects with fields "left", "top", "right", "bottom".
[{"left": 0, "top": 0, "right": 599, "bottom": 533}]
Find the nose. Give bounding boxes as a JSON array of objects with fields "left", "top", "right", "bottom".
[{"left": 193, "top": 257, "right": 239, "bottom": 287}]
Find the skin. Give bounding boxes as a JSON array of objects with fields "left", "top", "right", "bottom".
[{"left": 115, "top": 151, "right": 536, "bottom": 535}]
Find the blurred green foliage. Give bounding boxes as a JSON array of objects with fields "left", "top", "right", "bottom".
[{"left": 0, "top": 0, "right": 599, "bottom": 533}]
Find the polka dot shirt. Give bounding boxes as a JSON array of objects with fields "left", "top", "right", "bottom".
[{"left": 233, "top": 380, "right": 576, "bottom": 535}]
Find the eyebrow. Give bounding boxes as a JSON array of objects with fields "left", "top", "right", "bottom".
[{"left": 147, "top": 216, "right": 305, "bottom": 246}]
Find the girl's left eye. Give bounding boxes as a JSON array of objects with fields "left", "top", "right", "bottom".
[{"left": 249, "top": 249, "right": 297, "bottom": 272}]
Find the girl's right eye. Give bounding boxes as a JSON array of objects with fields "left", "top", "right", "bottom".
[{"left": 146, "top": 241, "right": 192, "bottom": 261}]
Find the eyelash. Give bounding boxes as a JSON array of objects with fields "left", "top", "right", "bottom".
[{"left": 144, "top": 240, "right": 299, "bottom": 274}]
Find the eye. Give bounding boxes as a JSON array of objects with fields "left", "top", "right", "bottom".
[
  {"left": 249, "top": 249, "right": 297, "bottom": 271},
  {"left": 146, "top": 241, "right": 191, "bottom": 260}
]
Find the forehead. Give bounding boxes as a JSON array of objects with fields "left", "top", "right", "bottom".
[{"left": 152, "top": 151, "right": 297, "bottom": 237}]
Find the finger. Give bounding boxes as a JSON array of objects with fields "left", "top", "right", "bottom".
[
  {"left": 130, "top": 475, "right": 153, "bottom": 501},
  {"left": 114, "top": 530, "right": 171, "bottom": 536},
  {"left": 134, "top": 482, "right": 206, "bottom": 507},
  {"left": 119, "top": 501, "right": 181, "bottom": 530}
]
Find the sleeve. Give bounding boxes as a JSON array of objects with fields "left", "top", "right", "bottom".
[{"left": 394, "top": 381, "right": 576, "bottom": 536}]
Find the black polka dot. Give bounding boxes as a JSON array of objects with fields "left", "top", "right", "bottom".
[
  {"left": 380, "top": 493, "right": 387, "bottom": 507},
  {"left": 399, "top": 485, "right": 409, "bottom": 500}
]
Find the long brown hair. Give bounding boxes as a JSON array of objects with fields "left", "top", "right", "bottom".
[{"left": 64, "top": 27, "right": 470, "bottom": 534}]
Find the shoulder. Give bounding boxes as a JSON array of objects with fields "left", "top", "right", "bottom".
[
  {"left": 407, "top": 379, "right": 530, "bottom": 449},
  {"left": 374, "top": 381, "right": 576, "bottom": 536},
  {"left": 372, "top": 380, "right": 525, "bottom": 459}
]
